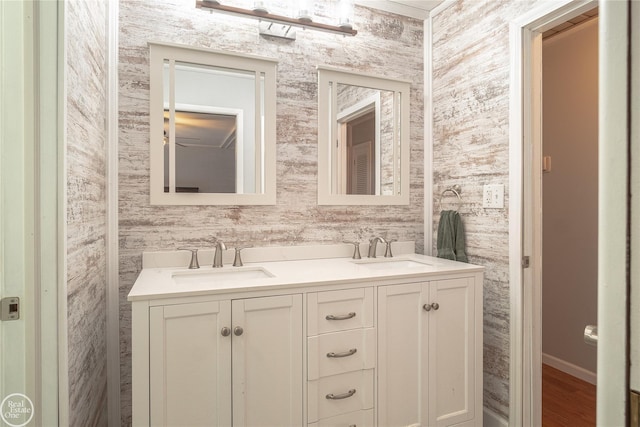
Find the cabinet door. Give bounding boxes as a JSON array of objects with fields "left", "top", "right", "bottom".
[
  {"left": 428, "top": 277, "right": 476, "bottom": 426},
  {"left": 232, "top": 294, "right": 303, "bottom": 427},
  {"left": 377, "top": 283, "right": 429, "bottom": 427},
  {"left": 149, "top": 301, "right": 232, "bottom": 426}
]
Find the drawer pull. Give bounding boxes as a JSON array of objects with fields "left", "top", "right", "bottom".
[
  {"left": 327, "top": 348, "right": 358, "bottom": 358},
  {"left": 326, "top": 389, "right": 356, "bottom": 400},
  {"left": 326, "top": 312, "right": 356, "bottom": 321}
]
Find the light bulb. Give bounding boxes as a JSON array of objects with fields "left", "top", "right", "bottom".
[
  {"left": 296, "top": 0, "right": 313, "bottom": 22},
  {"left": 253, "top": 1, "right": 269, "bottom": 14},
  {"left": 337, "top": 0, "right": 354, "bottom": 30}
]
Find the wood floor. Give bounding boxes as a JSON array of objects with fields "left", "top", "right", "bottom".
[{"left": 542, "top": 364, "right": 596, "bottom": 426}]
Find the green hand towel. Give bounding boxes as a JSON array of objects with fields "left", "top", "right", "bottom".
[
  {"left": 437, "top": 210, "right": 468, "bottom": 263},
  {"left": 437, "top": 210, "right": 456, "bottom": 260}
]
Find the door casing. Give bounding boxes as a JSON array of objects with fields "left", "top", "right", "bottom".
[{"left": 0, "top": 0, "right": 65, "bottom": 425}]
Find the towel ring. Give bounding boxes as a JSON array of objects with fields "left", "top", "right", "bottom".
[{"left": 438, "top": 185, "right": 463, "bottom": 212}]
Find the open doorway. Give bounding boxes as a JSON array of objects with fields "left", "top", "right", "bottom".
[
  {"left": 343, "top": 110, "right": 376, "bottom": 195},
  {"left": 511, "top": 2, "right": 633, "bottom": 426},
  {"left": 336, "top": 91, "right": 380, "bottom": 196},
  {"left": 540, "top": 11, "right": 598, "bottom": 425}
]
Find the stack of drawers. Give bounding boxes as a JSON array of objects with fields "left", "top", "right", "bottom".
[{"left": 307, "top": 287, "right": 376, "bottom": 427}]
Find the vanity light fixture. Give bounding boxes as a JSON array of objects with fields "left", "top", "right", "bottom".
[{"left": 195, "top": 0, "right": 357, "bottom": 40}]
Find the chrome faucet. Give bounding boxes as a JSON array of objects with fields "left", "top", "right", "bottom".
[
  {"left": 368, "top": 236, "right": 387, "bottom": 258},
  {"left": 213, "top": 238, "right": 226, "bottom": 268}
]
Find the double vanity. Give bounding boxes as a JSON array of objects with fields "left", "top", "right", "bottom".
[
  {"left": 132, "top": 14, "right": 480, "bottom": 427},
  {"left": 129, "top": 242, "right": 484, "bottom": 426}
]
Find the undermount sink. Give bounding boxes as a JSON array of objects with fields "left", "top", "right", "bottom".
[
  {"left": 352, "top": 258, "right": 434, "bottom": 271},
  {"left": 172, "top": 267, "right": 274, "bottom": 285}
]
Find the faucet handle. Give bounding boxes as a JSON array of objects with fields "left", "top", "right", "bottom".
[
  {"left": 343, "top": 241, "right": 361, "bottom": 260},
  {"left": 233, "top": 247, "right": 250, "bottom": 267},
  {"left": 177, "top": 248, "right": 200, "bottom": 269},
  {"left": 384, "top": 239, "right": 397, "bottom": 258}
]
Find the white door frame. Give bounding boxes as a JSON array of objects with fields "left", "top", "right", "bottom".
[
  {"left": 508, "top": 1, "right": 598, "bottom": 426},
  {"left": 595, "top": 1, "right": 630, "bottom": 424},
  {"left": 1, "top": 0, "right": 66, "bottom": 425},
  {"left": 630, "top": 0, "right": 640, "bottom": 401}
]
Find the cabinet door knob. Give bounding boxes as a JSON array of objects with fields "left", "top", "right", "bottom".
[
  {"left": 234, "top": 326, "right": 244, "bottom": 336},
  {"left": 423, "top": 303, "right": 432, "bottom": 312},
  {"left": 221, "top": 327, "right": 231, "bottom": 337},
  {"left": 431, "top": 302, "right": 439, "bottom": 311}
]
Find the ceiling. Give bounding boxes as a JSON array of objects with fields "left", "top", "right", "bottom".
[
  {"left": 542, "top": 7, "right": 598, "bottom": 39},
  {"left": 355, "top": 0, "right": 442, "bottom": 20}
]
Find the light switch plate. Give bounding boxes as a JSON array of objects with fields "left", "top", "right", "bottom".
[{"left": 483, "top": 184, "right": 504, "bottom": 209}]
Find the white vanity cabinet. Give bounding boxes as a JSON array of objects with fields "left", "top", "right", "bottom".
[
  {"left": 139, "top": 294, "right": 303, "bottom": 427},
  {"left": 378, "top": 277, "right": 481, "bottom": 427},
  {"left": 130, "top": 252, "right": 483, "bottom": 427}
]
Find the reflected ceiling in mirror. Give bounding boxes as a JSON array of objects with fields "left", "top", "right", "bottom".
[
  {"left": 163, "top": 109, "right": 240, "bottom": 193},
  {"left": 317, "top": 67, "right": 410, "bottom": 205},
  {"left": 149, "top": 42, "right": 277, "bottom": 205}
]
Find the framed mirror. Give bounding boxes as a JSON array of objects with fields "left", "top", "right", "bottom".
[
  {"left": 317, "top": 66, "right": 410, "bottom": 205},
  {"left": 149, "top": 42, "right": 277, "bottom": 205}
]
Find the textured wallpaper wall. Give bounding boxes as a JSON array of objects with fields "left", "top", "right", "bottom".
[
  {"left": 65, "top": 0, "right": 108, "bottom": 425},
  {"left": 118, "top": 1, "right": 424, "bottom": 424},
  {"left": 431, "top": 0, "right": 543, "bottom": 421}
]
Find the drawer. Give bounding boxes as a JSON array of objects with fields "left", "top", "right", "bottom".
[
  {"left": 308, "top": 288, "right": 374, "bottom": 335},
  {"left": 308, "top": 329, "right": 375, "bottom": 380},
  {"left": 307, "top": 408, "right": 374, "bottom": 427},
  {"left": 308, "top": 369, "right": 374, "bottom": 423}
]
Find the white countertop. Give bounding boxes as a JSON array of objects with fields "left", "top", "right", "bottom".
[{"left": 128, "top": 250, "right": 484, "bottom": 302}]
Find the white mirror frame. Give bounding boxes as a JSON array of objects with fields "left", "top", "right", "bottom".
[
  {"left": 317, "top": 66, "right": 410, "bottom": 205},
  {"left": 149, "top": 42, "right": 277, "bottom": 205}
]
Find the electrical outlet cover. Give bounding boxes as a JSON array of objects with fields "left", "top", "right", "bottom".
[{"left": 483, "top": 184, "right": 504, "bottom": 208}]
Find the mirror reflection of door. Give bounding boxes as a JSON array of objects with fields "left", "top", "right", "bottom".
[
  {"left": 345, "top": 111, "right": 375, "bottom": 194},
  {"left": 335, "top": 87, "right": 380, "bottom": 196},
  {"left": 163, "top": 108, "right": 243, "bottom": 193}
]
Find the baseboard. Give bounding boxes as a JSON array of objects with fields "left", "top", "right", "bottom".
[
  {"left": 542, "top": 352, "right": 597, "bottom": 385},
  {"left": 484, "top": 407, "right": 509, "bottom": 427}
]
